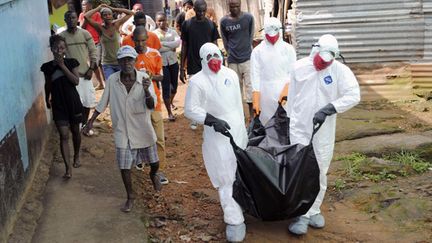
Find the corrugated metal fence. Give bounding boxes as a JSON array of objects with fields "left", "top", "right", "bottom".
[
  {"left": 292, "top": 0, "right": 425, "bottom": 63},
  {"left": 292, "top": 0, "right": 432, "bottom": 100}
]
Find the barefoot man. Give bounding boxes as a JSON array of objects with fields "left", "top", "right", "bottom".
[{"left": 84, "top": 46, "right": 162, "bottom": 212}]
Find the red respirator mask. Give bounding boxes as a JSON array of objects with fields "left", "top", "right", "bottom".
[
  {"left": 208, "top": 58, "right": 222, "bottom": 73},
  {"left": 313, "top": 53, "right": 333, "bottom": 71},
  {"left": 265, "top": 33, "right": 279, "bottom": 45}
]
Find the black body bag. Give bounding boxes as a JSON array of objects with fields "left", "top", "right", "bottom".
[{"left": 229, "top": 105, "right": 321, "bottom": 221}]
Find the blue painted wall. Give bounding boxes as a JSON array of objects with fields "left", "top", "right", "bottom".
[
  {"left": 0, "top": 0, "right": 51, "bottom": 169},
  {"left": 0, "top": 0, "right": 51, "bottom": 240}
]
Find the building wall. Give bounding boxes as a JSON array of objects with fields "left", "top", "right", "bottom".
[{"left": 0, "top": 0, "right": 51, "bottom": 240}]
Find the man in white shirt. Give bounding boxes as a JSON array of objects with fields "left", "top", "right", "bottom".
[
  {"left": 121, "top": 3, "right": 156, "bottom": 35},
  {"left": 84, "top": 46, "right": 162, "bottom": 213}
]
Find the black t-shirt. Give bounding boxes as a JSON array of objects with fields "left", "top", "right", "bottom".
[
  {"left": 181, "top": 17, "right": 220, "bottom": 75},
  {"left": 175, "top": 12, "right": 186, "bottom": 29},
  {"left": 40, "top": 58, "right": 83, "bottom": 123}
]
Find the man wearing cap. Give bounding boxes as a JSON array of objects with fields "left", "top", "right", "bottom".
[
  {"left": 286, "top": 34, "right": 360, "bottom": 235},
  {"left": 250, "top": 17, "right": 296, "bottom": 125},
  {"left": 84, "top": 45, "right": 162, "bottom": 213}
]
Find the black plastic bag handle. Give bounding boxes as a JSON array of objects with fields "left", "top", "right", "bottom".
[
  {"left": 309, "top": 123, "right": 323, "bottom": 144},
  {"left": 226, "top": 132, "right": 239, "bottom": 150}
]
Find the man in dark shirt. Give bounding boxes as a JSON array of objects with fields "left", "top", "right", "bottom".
[
  {"left": 220, "top": 0, "right": 255, "bottom": 119},
  {"left": 175, "top": 0, "right": 194, "bottom": 33},
  {"left": 180, "top": 0, "right": 219, "bottom": 82}
]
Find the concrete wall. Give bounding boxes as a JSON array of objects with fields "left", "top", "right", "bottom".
[{"left": 0, "top": 0, "right": 51, "bottom": 240}]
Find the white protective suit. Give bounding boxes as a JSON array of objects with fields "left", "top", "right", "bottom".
[
  {"left": 287, "top": 35, "right": 361, "bottom": 217},
  {"left": 184, "top": 43, "right": 248, "bottom": 225},
  {"left": 250, "top": 17, "right": 297, "bottom": 125}
]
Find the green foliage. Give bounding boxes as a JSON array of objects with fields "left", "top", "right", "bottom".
[
  {"left": 336, "top": 151, "right": 431, "bottom": 185},
  {"left": 384, "top": 151, "right": 431, "bottom": 173},
  {"left": 336, "top": 153, "right": 367, "bottom": 180},
  {"left": 334, "top": 178, "right": 346, "bottom": 191}
]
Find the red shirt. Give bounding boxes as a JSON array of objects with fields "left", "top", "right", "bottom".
[{"left": 79, "top": 12, "right": 103, "bottom": 44}]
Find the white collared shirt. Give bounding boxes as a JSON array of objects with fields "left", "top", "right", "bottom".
[{"left": 96, "top": 70, "right": 157, "bottom": 149}]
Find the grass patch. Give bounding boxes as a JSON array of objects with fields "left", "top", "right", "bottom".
[
  {"left": 335, "top": 151, "right": 432, "bottom": 185},
  {"left": 334, "top": 178, "right": 346, "bottom": 191},
  {"left": 335, "top": 153, "right": 368, "bottom": 180},
  {"left": 384, "top": 151, "right": 431, "bottom": 173}
]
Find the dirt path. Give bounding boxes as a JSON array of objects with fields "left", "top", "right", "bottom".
[
  {"left": 143, "top": 114, "right": 431, "bottom": 243},
  {"left": 30, "top": 82, "right": 431, "bottom": 243},
  {"left": 31, "top": 124, "right": 148, "bottom": 243}
]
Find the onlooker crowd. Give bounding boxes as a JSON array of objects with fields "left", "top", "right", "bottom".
[{"left": 44, "top": 1, "right": 361, "bottom": 242}]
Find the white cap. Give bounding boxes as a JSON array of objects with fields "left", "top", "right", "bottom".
[{"left": 117, "top": 45, "right": 138, "bottom": 59}]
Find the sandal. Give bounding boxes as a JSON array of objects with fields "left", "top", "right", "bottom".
[
  {"left": 168, "top": 115, "right": 176, "bottom": 122},
  {"left": 63, "top": 173, "right": 72, "bottom": 179}
]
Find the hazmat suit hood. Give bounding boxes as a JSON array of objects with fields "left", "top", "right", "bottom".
[
  {"left": 263, "top": 17, "right": 283, "bottom": 45},
  {"left": 309, "top": 34, "right": 340, "bottom": 71},
  {"left": 200, "top": 42, "right": 223, "bottom": 77},
  {"left": 185, "top": 42, "right": 248, "bottom": 228},
  {"left": 309, "top": 34, "right": 340, "bottom": 61}
]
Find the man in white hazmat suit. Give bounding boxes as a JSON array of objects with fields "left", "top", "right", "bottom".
[
  {"left": 250, "top": 17, "right": 296, "bottom": 125},
  {"left": 184, "top": 43, "right": 248, "bottom": 242},
  {"left": 286, "top": 34, "right": 361, "bottom": 235}
]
